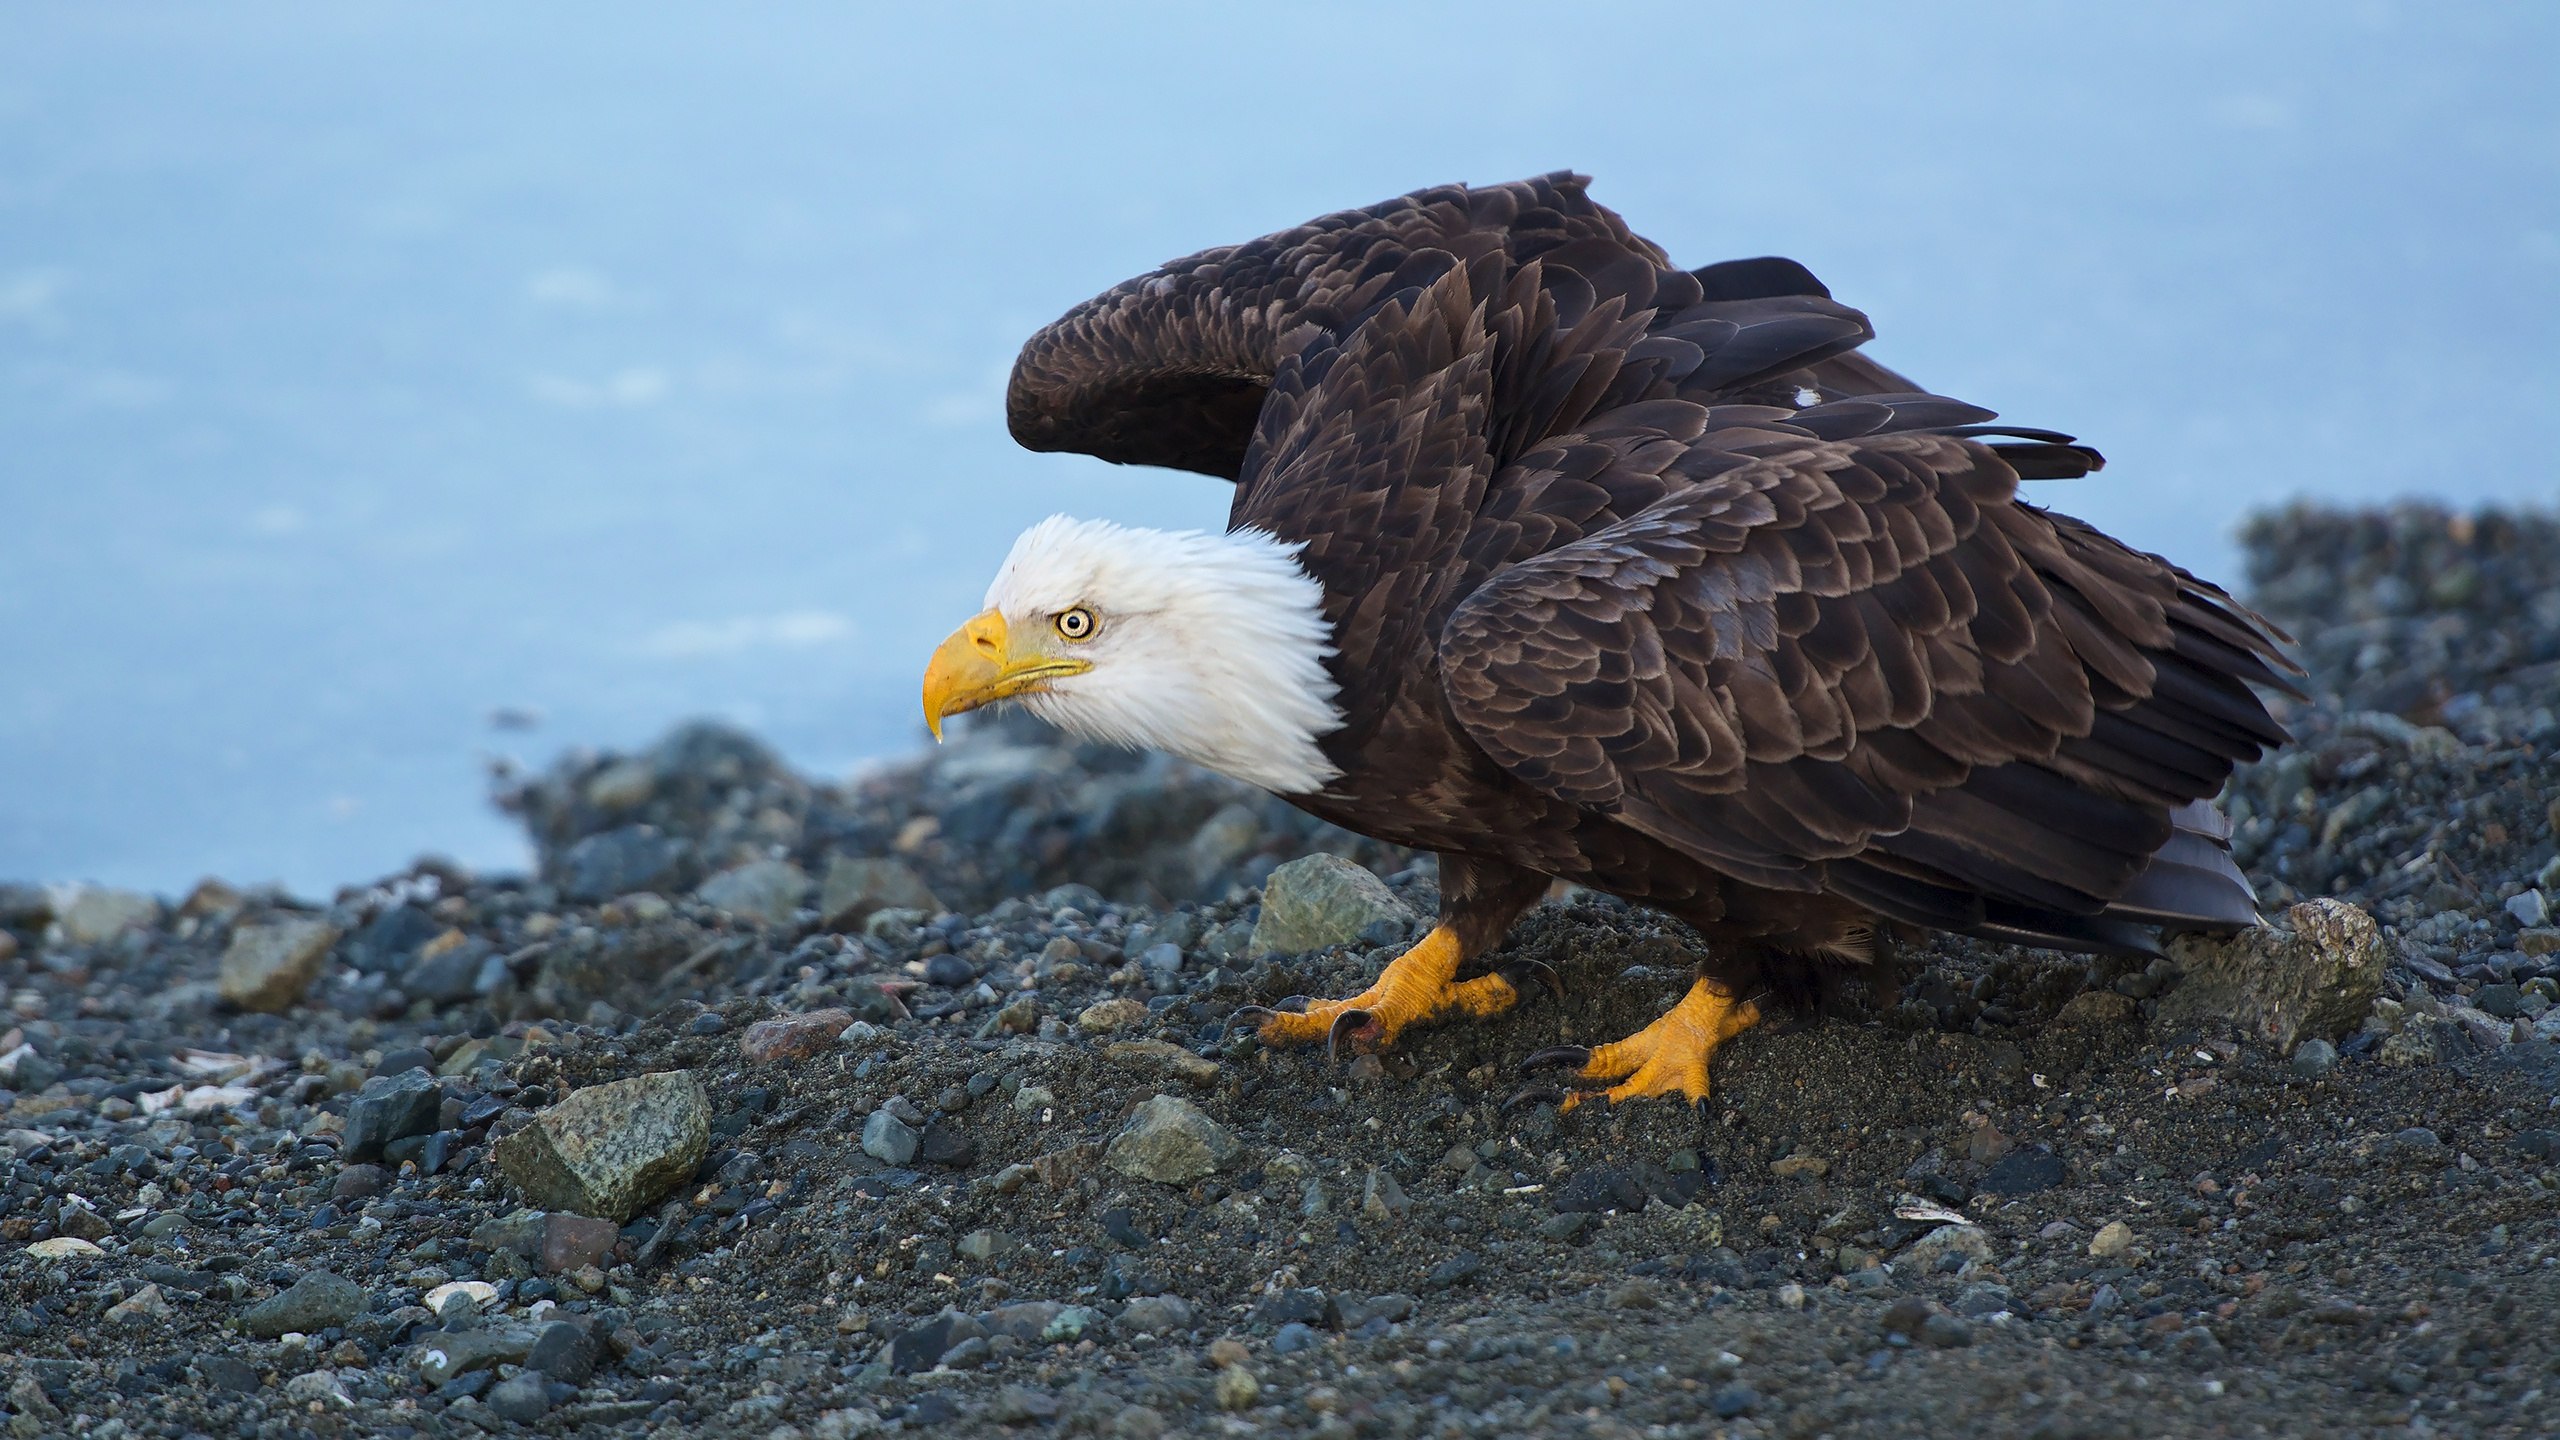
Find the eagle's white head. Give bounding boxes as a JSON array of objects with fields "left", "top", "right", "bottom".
[{"left": 921, "top": 515, "right": 1346, "bottom": 794}]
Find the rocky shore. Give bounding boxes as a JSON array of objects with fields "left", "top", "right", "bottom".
[{"left": 4, "top": 501, "right": 2558, "bottom": 1439}]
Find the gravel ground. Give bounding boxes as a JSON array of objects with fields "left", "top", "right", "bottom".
[{"left": 5, "top": 501, "right": 2559, "bottom": 1440}]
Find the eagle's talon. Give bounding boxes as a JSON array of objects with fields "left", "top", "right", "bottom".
[
  {"left": 1518, "top": 1044, "right": 1593, "bottom": 1073},
  {"left": 1229, "top": 997, "right": 1313, "bottom": 1031},
  {"left": 1326, "top": 1009, "right": 1377, "bottom": 1061},
  {"left": 1499, "top": 959, "right": 1562, "bottom": 1001},
  {"left": 1250, "top": 924, "right": 1523, "bottom": 1054},
  {"left": 1502, "top": 1083, "right": 1569, "bottom": 1111}
]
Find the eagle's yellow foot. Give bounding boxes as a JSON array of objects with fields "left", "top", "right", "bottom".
[
  {"left": 1242, "top": 925, "right": 1520, "bottom": 1056},
  {"left": 1524, "top": 980, "right": 1759, "bottom": 1111}
]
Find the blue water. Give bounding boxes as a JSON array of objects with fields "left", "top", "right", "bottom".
[{"left": 4, "top": 3, "right": 2555, "bottom": 894}]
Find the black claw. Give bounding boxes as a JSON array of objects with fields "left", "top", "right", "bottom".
[
  {"left": 1503, "top": 1083, "right": 1568, "bottom": 1111},
  {"left": 1325, "top": 1009, "right": 1373, "bottom": 1062},
  {"left": 1498, "top": 959, "right": 1563, "bottom": 1001},
  {"left": 1519, "top": 1044, "right": 1593, "bottom": 1074}
]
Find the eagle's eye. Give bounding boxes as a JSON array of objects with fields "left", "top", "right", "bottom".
[{"left": 1054, "top": 606, "right": 1097, "bottom": 641}]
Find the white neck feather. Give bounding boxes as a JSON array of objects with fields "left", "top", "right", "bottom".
[{"left": 988, "top": 516, "right": 1346, "bottom": 794}]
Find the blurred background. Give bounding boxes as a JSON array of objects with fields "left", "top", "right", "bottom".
[{"left": 4, "top": 2, "right": 2554, "bottom": 895}]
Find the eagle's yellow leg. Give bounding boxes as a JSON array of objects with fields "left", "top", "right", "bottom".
[
  {"left": 1253, "top": 925, "right": 1519, "bottom": 1050},
  {"left": 1557, "top": 980, "right": 1759, "bottom": 1111}
]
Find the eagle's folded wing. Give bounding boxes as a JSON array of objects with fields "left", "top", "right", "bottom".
[{"left": 1437, "top": 432, "right": 2296, "bottom": 947}]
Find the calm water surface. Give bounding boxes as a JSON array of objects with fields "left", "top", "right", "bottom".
[{"left": 4, "top": 3, "right": 2554, "bottom": 892}]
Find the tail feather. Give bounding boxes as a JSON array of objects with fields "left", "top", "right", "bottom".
[{"left": 1830, "top": 798, "right": 2260, "bottom": 957}]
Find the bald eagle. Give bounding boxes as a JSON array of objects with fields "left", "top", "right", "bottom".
[{"left": 924, "top": 173, "right": 2294, "bottom": 1107}]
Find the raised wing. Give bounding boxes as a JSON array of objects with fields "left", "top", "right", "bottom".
[
  {"left": 1436, "top": 432, "right": 2296, "bottom": 947},
  {"left": 1006, "top": 172, "right": 1933, "bottom": 481}
]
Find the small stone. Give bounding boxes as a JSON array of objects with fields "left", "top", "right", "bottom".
[
  {"left": 1248, "top": 855, "right": 1414, "bottom": 957},
  {"left": 557, "top": 825, "right": 696, "bottom": 903},
  {"left": 55, "top": 1205, "right": 110, "bottom": 1241},
  {"left": 1981, "top": 1145, "right": 2066, "bottom": 1196},
  {"left": 692, "top": 859, "right": 810, "bottom": 925},
  {"left": 1770, "top": 1154, "right": 1830, "bottom": 1180},
  {"left": 414, "top": 1327, "right": 537, "bottom": 1384},
  {"left": 1214, "top": 1364, "right": 1260, "bottom": 1411},
  {"left": 1039, "top": 1305, "right": 1102, "bottom": 1343},
  {"left": 56, "top": 886, "right": 158, "bottom": 945},
  {"left": 987, "top": 1386, "right": 1061, "bottom": 1425},
  {"left": 492, "top": 1071, "right": 711, "bottom": 1221},
  {"left": 401, "top": 922, "right": 496, "bottom": 1004},
  {"left": 1104, "top": 1095, "right": 1241, "bottom": 1184},
  {"left": 240, "top": 1270, "right": 367, "bottom": 1338},
  {"left": 424, "top": 1280, "right": 499, "bottom": 1318},
  {"left": 282, "top": 1370, "right": 353, "bottom": 1409},
  {"left": 1878, "top": 1296, "right": 1940, "bottom": 1337},
  {"left": 217, "top": 917, "right": 341, "bottom": 1013},
  {"left": 2089, "top": 1221, "right": 2136, "bottom": 1259},
  {"left": 1360, "top": 1167, "right": 1410, "bottom": 1227},
  {"left": 917, "top": 1124, "right": 976, "bottom": 1168},
  {"left": 2161, "top": 899, "right": 2387, "bottom": 1050},
  {"left": 2512, "top": 1129, "right": 2560, "bottom": 1161},
  {"left": 1077, "top": 998, "right": 1150, "bottom": 1034},
  {"left": 1952, "top": 1282, "right": 2015, "bottom": 1318},
  {"left": 1119, "top": 1295, "right": 1194, "bottom": 1334},
  {"left": 106, "top": 1282, "right": 171, "bottom": 1324},
  {"left": 2389, "top": 1126, "right": 2443, "bottom": 1155},
  {"left": 980, "top": 1301, "right": 1063, "bottom": 1342},
  {"left": 2474, "top": 983, "right": 2526, "bottom": 1020},
  {"left": 525, "top": 1320, "right": 599, "bottom": 1382},
  {"left": 2509, "top": 890, "right": 2551, "bottom": 928},
  {"left": 485, "top": 1372, "right": 553, "bottom": 1423},
  {"left": 862, "top": 1109, "right": 922, "bottom": 1165},
  {"left": 739, "top": 1007, "right": 855, "bottom": 1063},
  {"left": 1606, "top": 1278, "right": 1661, "bottom": 1310},
  {"left": 1711, "top": 1385, "right": 1757, "bottom": 1419},
  {"left": 187, "top": 1355, "right": 259, "bottom": 1396},
  {"left": 2290, "top": 1038, "right": 2340, "bottom": 1078},
  {"left": 583, "top": 758, "right": 655, "bottom": 810},
  {"left": 956, "top": 1228, "right": 1014, "bottom": 1262},
  {"left": 1776, "top": 1282, "right": 1808, "bottom": 1309},
  {"left": 1537, "top": 1212, "right": 1593, "bottom": 1241},
  {"left": 24, "top": 1236, "right": 103, "bottom": 1260},
  {"left": 1902, "top": 1223, "right": 1993, "bottom": 1272},
  {"left": 540, "top": 1213, "right": 620, "bottom": 1273},
  {"left": 1425, "top": 1251, "right": 1482, "bottom": 1289},
  {"left": 1109, "top": 1406, "right": 1168, "bottom": 1439},
  {"left": 1918, "top": 1312, "right": 1974, "bottom": 1348},
  {"left": 344, "top": 1070, "right": 442, "bottom": 1162},
  {"left": 820, "top": 856, "right": 940, "bottom": 930},
  {"left": 1271, "top": 1321, "right": 1319, "bottom": 1355},
  {"left": 1103, "top": 1038, "right": 1219, "bottom": 1087}
]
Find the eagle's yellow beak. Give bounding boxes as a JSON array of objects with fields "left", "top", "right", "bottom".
[{"left": 920, "top": 608, "right": 1091, "bottom": 740}]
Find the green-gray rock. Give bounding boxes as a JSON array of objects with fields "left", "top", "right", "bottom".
[
  {"left": 2160, "top": 898, "right": 2386, "bottom": 1053},
  {"left": 239, "top": 1269, "right": 366, "bottom": 1338},
  {"left": 414, "top": 1326, "right": 538, "bottom": 1385},
  {"left": 1248, "top": 855, "right": 1412, "bottom": 958},
  {"left": 1104, "top": 1094, "right": 1241, "bottom": 1184},
  {"left": 493, "top": 1070, "right": 709, "bottom": 1221},
  {"left": 218, "top": 916, "right": 342, "bottom": 1013},
  {"left": 820, "top": 856, "right": 940, "bottom": 930},
  {"left": 693, "top": 859, "right": 810, "bottom": 925},
  {"left": 57, "top": 886, "right": 158, "bottom": 945}
]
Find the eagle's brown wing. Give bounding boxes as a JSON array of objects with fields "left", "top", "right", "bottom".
[
  {"left": 1437, "top": 430, "right": 2297, "bottom": 949},
  {"left": 1006, "top": 172, "right": 1939, "bottom": 480}
]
